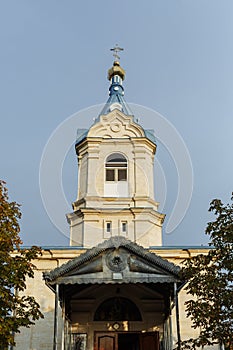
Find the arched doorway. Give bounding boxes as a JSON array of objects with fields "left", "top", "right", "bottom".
[{"left": 94, "top": 297, "right": 159, "bottom": 350}]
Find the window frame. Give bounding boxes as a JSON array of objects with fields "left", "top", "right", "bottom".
[
  {"left": 105, "top": 153, "right": 127, "bottom": 182},
  {"left": 121, "top": 221, "right": 127, "bottom": 234},
  {"left": 106, "top": 221, "right": 112, "bottom": 233}
]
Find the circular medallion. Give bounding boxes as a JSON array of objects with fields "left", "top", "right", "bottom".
[
  {"left": 106, "top": 250, "right": 127, "bottom": 272},
  {"left": 110, "top": 124, "right": 120, "bottom": 132}
]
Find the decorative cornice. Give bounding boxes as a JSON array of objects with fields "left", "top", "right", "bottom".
[{"left": 43, "top": 236, "right": 180, "bottom": 283}]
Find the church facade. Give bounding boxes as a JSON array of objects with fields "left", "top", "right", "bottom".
[{"left": 15, "top": 58, "right": 213, "bottom": 350}]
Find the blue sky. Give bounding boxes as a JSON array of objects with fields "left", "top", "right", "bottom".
[{"left": 1, "top": 1, "right": 232, "bottom": 247}]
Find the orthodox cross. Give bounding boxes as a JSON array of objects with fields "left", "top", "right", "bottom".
[{"left": 110, "top": 44, "right": 124, "bottom": 61}]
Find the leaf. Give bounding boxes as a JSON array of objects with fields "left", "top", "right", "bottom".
[
  {"left": 0, "top": 180, "right": 43, "bottom": 347},
  {"left": 180, "top": 193, "right": 233, "bottom": 349}
]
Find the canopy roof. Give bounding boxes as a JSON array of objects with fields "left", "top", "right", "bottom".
[{"left": 43, "top": 237, "right": 182, "bottom": 287}]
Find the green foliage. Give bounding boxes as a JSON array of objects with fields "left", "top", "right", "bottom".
[
  {"left": 180, "top": 195, "right": 233, "bottom": 349},
  {"left": 0, "top": 181, "right": 43, "bottom": 347}
]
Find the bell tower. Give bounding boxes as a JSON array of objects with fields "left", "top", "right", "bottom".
[{"left": 67, "top": 55, "right": 165, "bottom": 248}]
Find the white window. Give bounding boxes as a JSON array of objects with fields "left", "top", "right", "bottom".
[
  {"left": 105, "top": 153, "right": 127, "bottom": 182},
  {"left": 121, "top": 221, "right": 127, "bottom": 234},
  {"left": 106, "top": 222, "right": 111, "bottom": 233},
  {"left": 104, "top": 153, "right": 128, "bottom": 197},
  {"left": 104, "top": 221, "right": 112, "bottom": 239}
]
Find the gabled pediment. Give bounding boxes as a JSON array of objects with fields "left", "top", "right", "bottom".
[
  {"left": 44, "top": 237, "right": 181, "bottom": 286},
  {"left": 87, "top": 110, "right": 145, "bottom": 139}
]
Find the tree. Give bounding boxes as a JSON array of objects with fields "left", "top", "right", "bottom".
[
  {"left": 180, "top": 194, "right": 233, "bottom": 349},
  {"left": 0, "top": 180, "right": 43, "bottom": 348}
]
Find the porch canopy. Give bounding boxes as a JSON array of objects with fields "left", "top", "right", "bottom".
[
  {"left": 43, "top": 236, "right": 182, "bottom": 289},
  {"left": 43, "top": 237, "right": 184, "bottom": 350},
  {"left": 43, "top": 237, "right": 183, "bottom": 319}
]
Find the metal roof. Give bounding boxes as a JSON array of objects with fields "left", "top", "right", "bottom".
[{"left": 43, "top": 236, "right": 181, "bottom": 285}]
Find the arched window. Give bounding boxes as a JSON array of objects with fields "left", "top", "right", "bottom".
[
  {"left": 94, "top": 297, "right": 142, "bottom": 321},
  {"left": 105, "top": 153, "right": 127, "bottom": 182}
]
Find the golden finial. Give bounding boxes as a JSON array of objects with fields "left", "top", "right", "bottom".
[{"left": 108, "top": 44, "right": 125, "bottom": 81}]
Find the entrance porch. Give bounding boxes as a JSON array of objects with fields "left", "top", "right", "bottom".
[{"left": 43, "top": 237, "right": 183, "bottom": 350}]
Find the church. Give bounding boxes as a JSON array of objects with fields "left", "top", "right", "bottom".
[{"left": 15, "top": 52, "right": 211, "bottom": 350}]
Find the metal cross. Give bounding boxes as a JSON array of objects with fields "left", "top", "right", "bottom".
[{"left": 110, "top": 44, "right": 124, "bottom": 61}]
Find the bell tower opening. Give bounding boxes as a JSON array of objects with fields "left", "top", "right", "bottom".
[{"left": 104, "top": 153, "right": 128, "bottom": 197}]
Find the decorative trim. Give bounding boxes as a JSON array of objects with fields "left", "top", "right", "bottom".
[{"left": 43, "top": 236, "right": 180, "bottom": 282}]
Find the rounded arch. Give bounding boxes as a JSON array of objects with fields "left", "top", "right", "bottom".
[
  {"left": 105, "top": 152, "right": 127, "bottom": 163},
  {"left": 94, "top": 297, "right": 142, "bottom": 321},
  {"left": 105, "top": 153, "right": 128, "bottom": 182}
]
